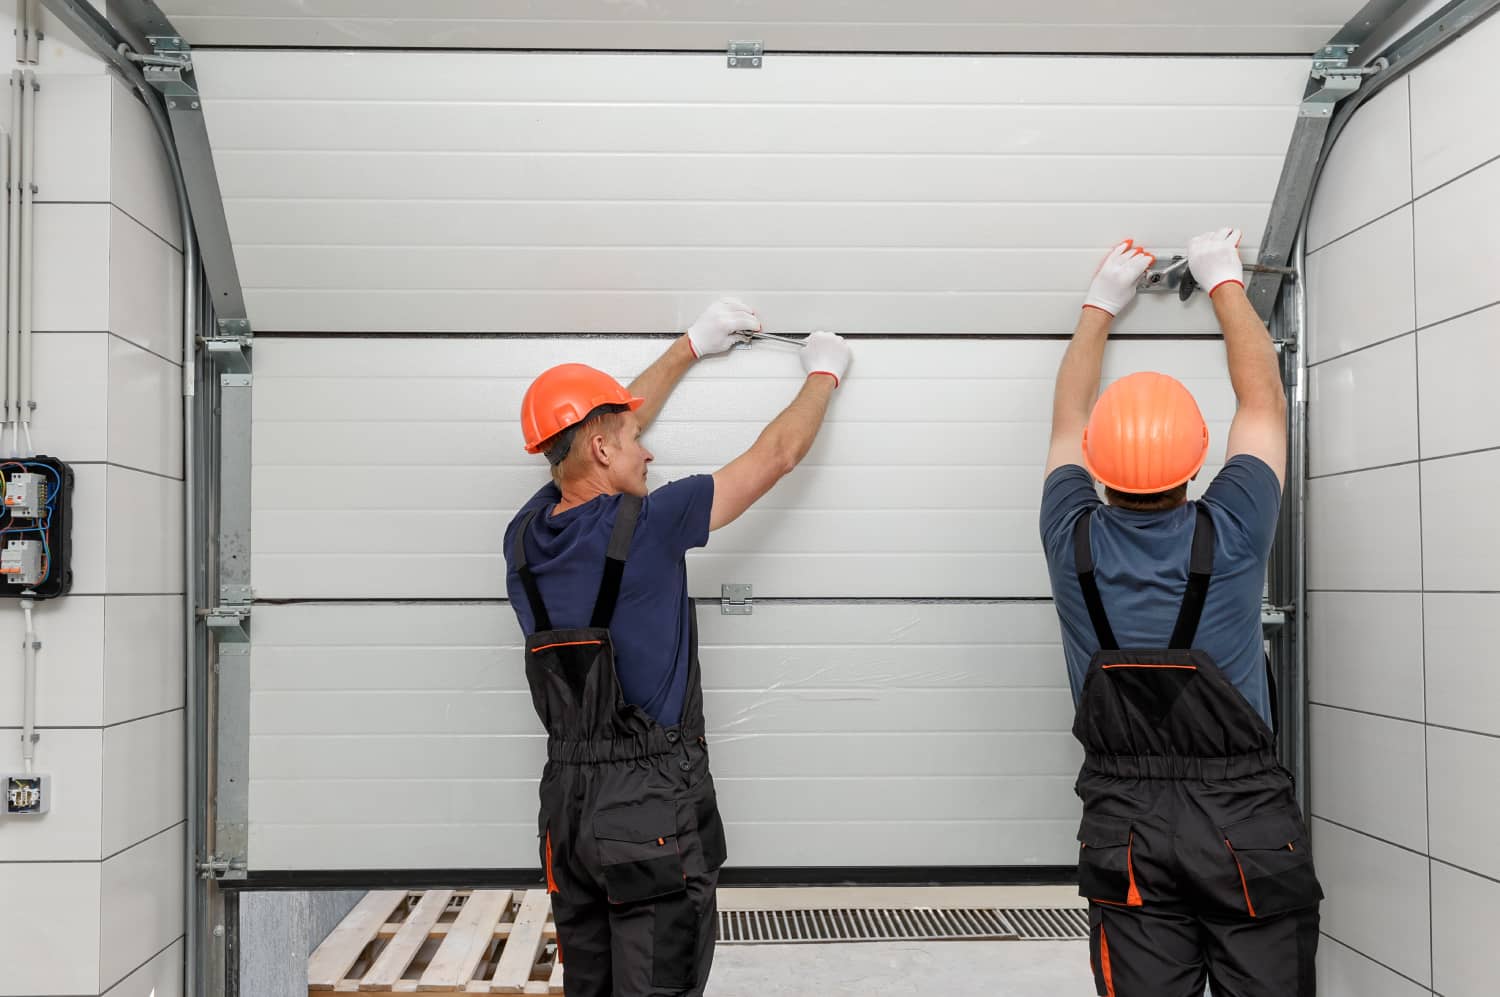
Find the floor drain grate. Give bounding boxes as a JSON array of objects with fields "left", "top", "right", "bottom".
[
  {"left": 717, "top": 907, "right": 1087, "bottom": 944},
  {"left": 997, "top": 907, "right": 1090, "bottom": 941}
]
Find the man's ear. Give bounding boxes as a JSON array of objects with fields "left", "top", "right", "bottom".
[{"left": 589, "top": 432, "right": 611, "bottom": 467}]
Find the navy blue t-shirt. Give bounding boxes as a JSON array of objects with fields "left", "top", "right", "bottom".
[
  {"left": 504, "top": 475, "right": 714, "bottom": 729},
  {"left": 1040, "top": 456, "right": 1281, "bottom": 727}
]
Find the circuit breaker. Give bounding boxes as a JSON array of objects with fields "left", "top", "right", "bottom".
[
  {"left": 0, "top": 456, "right": 72, "bottom": 598},
  {"left": 4, "top": 472, "right": 45, "bottom": 518}
]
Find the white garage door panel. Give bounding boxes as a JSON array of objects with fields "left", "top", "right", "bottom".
[
  {"left": 210, "top": 103, "right": 1294, "bottom": 157},
  {"left": 196, "top": 51, "right": 1304, "bottom": 104},
  {"left": 195, "top": 51, "right": 1304, "bottom": 334},
  {"left": 248, "top": 602, "right": 1084, "bottom": 869},
  {"left": 241, "top": 291, "right": 1226, "bottom": 337},
  {"left": 252, "top": 338, "right": 1235, "bottom": 599},
  {"left": 168, "top": 3, "right": 1356, "bottom": 55},
  {"left": 226, "top": 202, "right": 1270, "bottom": 252}
]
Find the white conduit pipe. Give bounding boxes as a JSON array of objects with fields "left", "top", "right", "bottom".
[
  {"left": 6, "top": 72, "right": 20, "bottom": 450},
  {"left": 0, "top": 127, "right": 10, "bottom": 451},
  {"left": 25, "top": 0, "right": 39, "bottom": 65},
  {"left": 13, "top": 0, "right": 25, "bottom": 66},
  {"left": 20, "top": 595, "right": 36, "bottom": 772},
  {"left": 19, "top": 70, "right": 35, "bottom": 455}
]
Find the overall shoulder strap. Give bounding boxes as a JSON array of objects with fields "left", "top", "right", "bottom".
[
  {"left": 1072, "top": 508, "right": 1119, "bottom": 651},
  {"left": 590, "top": 493, "right": 644, "bottom": 628},
  {"left": 1168, "top": 505, "right": 1217, "bottom": 649},
  {"left": 513, "top": 510, "right": 552, "bottom": 632}
]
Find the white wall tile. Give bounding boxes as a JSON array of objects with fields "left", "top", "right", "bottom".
[
  {"left": 1415, "top": 158, "right": 1500, "bottom": 328},
  {"left": 1417, "top": 303, "right": 1500, "bottom": 459},
  {"left": 1432, "top": 861, "right": 1499, "bottom": 997},
  {"left": 102, "top": 938, "right": 183, "bottom": 997},
  {"left": 32, "top": 3, "right": 115, "bottom": 77},
  {"left": 1425, "top": 593, "right": 1500, "bottom": 736},
  {"left": 104, "top": 595, "right": 185, "bottom": 727},
  {"left": 1308, "top": 463, "right": 1422, "bottom": 591},
  {"left": 107, "top": 335, "right": 183, "bottom": 480},
  {"left": 70, "top": 462, "right": 106, "bottom": 595},
  {"left": 1306, "top": 205, "right": 1416, "bottom": 365},
  {"left": 1410, "top": 9, "right": 1500, "bottom": 194},
  {"left": 109, "top": 80, "right": 182, "bottom": 250},
  {"left": 109, "top": 207, "right": 183, "bottom": 363},
  {"left": 1317, "top": 937, "right": 1430, "bottom": 997},
  {"left": 102, "top": 710, "right": 184, "bottom": 858},
  {"left": 34, "top": 202, "right": 109, "bottom": 332},
  {"left": 99, "top": 823, "right": 185, "bottom": 994},
  {"left": 1308, "top": 591, "right": 1424, "bottom": 721},
  {"left": 1310, "top": 706, "right": 1428, "bottom": 852},
  {"left": 1308, "top": 334, "right": 1418, "bottom": 477},
  {"left": 1308, "top": 79, "right": 1412, "bottom": 250},
  {"left": 32, "top": 332, "right": 108, "bottom": 460},
  {"left": 1421, "top": 448, "right": 1500, "bottom": 592},
  {"left": 33, "top": 73, "right": 110, "bottom": 204},
  {"left": 0, "top": 727, "right": 100, "bottom": 860},
  {"left": 1427, "top": 726, "right": 1500, "bottom": 881},
  {"left": 0, "top": 594, "right": 104, "bottom": 727},
  {"left": 1313, "top": 818, "right": 1432, "bottom": 986},
  {"left": 104, "top": 467, "right": 183, "bottom": 595},
  {"left": 0, "top": 862, "right": 100, "bottom": 996}
]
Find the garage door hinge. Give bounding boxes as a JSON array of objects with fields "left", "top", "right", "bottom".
[
  {"left": 1300, "top": 45, "right": 1383, "bottom": 118},
  {"left": 206, "top": 604, "right": 251, "bottom": 644},
  {"left": 143, "top": 35, "right": 200, "bottom": 105},
  {"left": 205, "top": 319, "right": 253, "bottom": 379},
  {"left": 721, "top": 583, "right": 753, "bottom": 615},
  {"left": 1261, "top": 603, "right": 1294, "bottom": 635},
  {"left": 199, "top": 853, "right": 247, "bottom": 881},
  {"left": 727, "top": 40, "right": 763, "bottom": 69}
]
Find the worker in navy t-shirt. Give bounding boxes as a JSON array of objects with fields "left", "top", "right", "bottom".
[
  {"left": 1041, "top": 231, "right": 1322, "bottom": 997},
  {"left": 504, "top": 299, "right": 852, "bottom": 997}
]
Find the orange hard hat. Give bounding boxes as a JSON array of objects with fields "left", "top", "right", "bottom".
[
  {"left": 520, "top": 363, "right": 644, "bottom": 454},
  {"left": 1082, "top": 372, "right": 1209, "bottom": 494}
]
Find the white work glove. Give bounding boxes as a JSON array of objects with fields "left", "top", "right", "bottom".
[
  {"left": 1187, "top": 227, "right": 1246, "bottom": 297},
  {"left": 1083, "top": 239, "right": 1156, "bottom": 316},
  {"left": 686, "top": 297, "right": 761, "bottom": 358},
  {"left": 800, "top": 331, "right": 851, "bottom": 387}
]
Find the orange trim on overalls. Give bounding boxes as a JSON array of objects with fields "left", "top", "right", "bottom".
[
  {"left": 1126, "top": 834, "right": 1143, "bottom": 907},
  {"left": 545, "top": 830, "right": 559, "bottom": 895},
  {"left": 1225, "top": 840, "right": 1257, "bottom": 917},
  {"left": 1100, "top": 924, "right": 1118, "bottom": 997},
  {"left": 532, "top": 640, "right": 604, "bottom": 653}
]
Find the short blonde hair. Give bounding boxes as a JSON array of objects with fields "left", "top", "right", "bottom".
[{"left": 545, "top": 408, "right": 627, "bottom": 486}]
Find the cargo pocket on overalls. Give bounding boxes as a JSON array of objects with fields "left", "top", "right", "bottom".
[
  {"left": 1076, "top": 814, "right": 1143, "bottom": 907},
  {"left": 594, "top": 800, "right": 687, "bottom": 905},
  {"left": 1222, "top": 811, "right": 1323, "bottom": 917}
]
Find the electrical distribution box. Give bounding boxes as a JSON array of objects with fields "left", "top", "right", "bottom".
[
  {"left": 3, "top": 774, "right": 49, "bottom": 815},
  {"left": 0, "top": 456, "right": 72, "bottom": 598}
]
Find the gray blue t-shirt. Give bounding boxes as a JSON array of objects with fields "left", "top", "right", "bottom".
[{"left": 1040, "top": 456, "right": 1282, "bottom": 727}]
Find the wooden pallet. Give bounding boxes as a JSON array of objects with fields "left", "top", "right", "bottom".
[{"left": 308, "top": 889, "right": 564, "bottom": 994}]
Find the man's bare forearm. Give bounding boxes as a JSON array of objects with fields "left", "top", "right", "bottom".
[
  {"left": 628, "top": 335, "right": 697, "bottom": 430},
  {"left": 1053, "top": 307, "right": 1114, "bottom": 431},
  {"left": 1210, "top": 285, "right": 1285, "bottom": 414}
]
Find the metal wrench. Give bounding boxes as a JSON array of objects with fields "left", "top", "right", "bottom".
[{"left": 738, "top": 330, "right": 807, "bottom": 347}]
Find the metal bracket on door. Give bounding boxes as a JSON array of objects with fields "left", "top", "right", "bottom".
[
  {"left": 721, "top": 584, "right": 753, "bottom": 615},
  {"left": 727, "top": 40, "right": 763, "bottom": 69},
  {"left": 1300, "top": 45, "right": 1384, "bottom": 118}
]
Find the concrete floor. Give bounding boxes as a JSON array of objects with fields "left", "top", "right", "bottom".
[
  {"left": 707, "top": 886, "right": 1093, "bottom": 996},
  {"left": 711, "top": 940, "right": 1093, "bottom": 996}
]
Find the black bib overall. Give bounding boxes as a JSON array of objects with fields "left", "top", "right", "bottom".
[
  {"left": 515, "top": 495, "right": 727, "bottom": 997},
  {"left": 1071, "top": 506, "right": 1324, "bottom": 997}
]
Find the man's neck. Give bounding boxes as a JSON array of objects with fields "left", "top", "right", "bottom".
[{"left": 553, "top": 474, "right": 615, "bottom": 516}]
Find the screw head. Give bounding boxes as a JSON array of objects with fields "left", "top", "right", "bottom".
[{"left": 728, "top": 57, "right": 737, "bottom": 65}]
